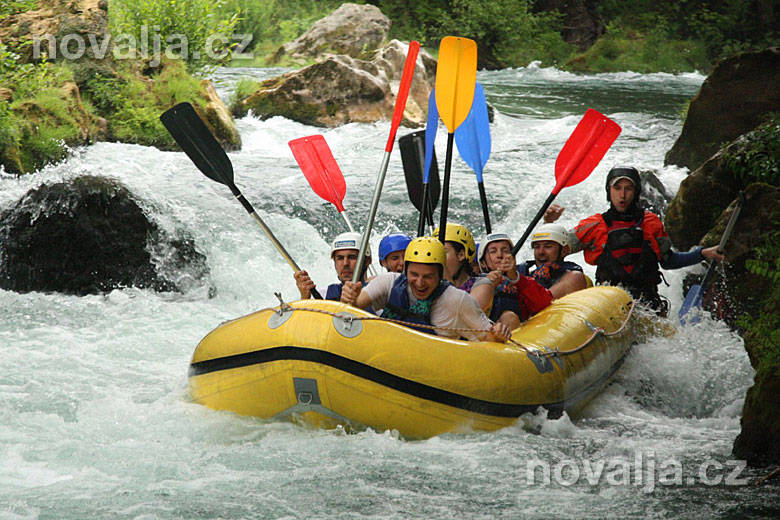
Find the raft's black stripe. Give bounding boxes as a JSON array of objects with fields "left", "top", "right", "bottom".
[
  {"left": 189, "top": 346, "right": 551, "bottom": 417},
  {"left": 189, "top": 345, "right": 631, "bottom": 418}
]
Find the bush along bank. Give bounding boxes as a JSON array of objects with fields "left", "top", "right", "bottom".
[{"left": 0, "top": 0, "right": 241, "bottom": 175}]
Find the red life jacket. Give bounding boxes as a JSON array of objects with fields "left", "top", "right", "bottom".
[{"left": 575, "top": 209, "right": 665, "bottom": 302}]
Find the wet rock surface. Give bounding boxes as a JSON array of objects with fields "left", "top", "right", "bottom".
[
  {"left": 665, "top": 48, "right": 780, "bottom": 171},
  {"left": 0, "top": 175, "right": 210, "bottom": 295}
]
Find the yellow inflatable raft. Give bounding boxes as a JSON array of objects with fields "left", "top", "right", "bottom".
[{"left": 189, "top": 286, "right": 636, "bottom": 439}]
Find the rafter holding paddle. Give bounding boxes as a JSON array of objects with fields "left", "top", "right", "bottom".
[
  {"left": 288, "top": 134, "right": 355, "bottom": 232},
  {"left": 352, "top": 40, "right": 420, "bottom": 283},
  {"left": 455, "top": 82, "right": 492, "bottom": 234},
  {"left": 679, "top": 191, "right": 745, "bottom": 325},
  {"left": 511, "top": 109, "right": 622, "bottom": 256},
  {"left": 435, "top": 36, "right": 478, "bottom": 245},
  {"left": 159, "top": 102, "right": 324, "bottom": 299}
]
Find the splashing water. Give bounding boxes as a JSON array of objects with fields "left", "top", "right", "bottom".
[{"left": 1, "top": 65, "right": 776, "bottom": 519}]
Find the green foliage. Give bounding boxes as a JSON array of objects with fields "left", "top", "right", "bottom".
[
  {"left": 81, "top": 59, "right": 204, "bottom": 148},
  {"left": 109, "top": 0, "right": 239, "bottom": 70},
  {"left": 230, "top": 77, "right": 261, "bottom": 106},
  {"left": 567, "top": 22, "right": 709, "bottom": 73},
  {"left": 595, "top": 0, "right": 779, "bottom": 64},
  {"left": 723, "top": 116, "right": 780, "bottom": 187},
  {"left": 217, "top": 0, "right": 344, "bottom": 64},
  {"left": 0, "top": 100, "right": 20, "bottom": 158},
  {"left": 372, "top": 0, "right": 571, "bottom": 68},
  {"left": 737, "top": 229, "right": 780, "bottom": 375},
  {"left": 744, "top": 231, "right": 780, "bottom": 284},
  {"left": 0, "top": 43, "right": 71, "bottom": 97},
  {"left": 0, "top": 0, "right": 37, "bottom": 21}
]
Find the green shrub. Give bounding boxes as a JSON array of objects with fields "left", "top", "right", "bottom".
[
  {"left": 109, "top": 0, "right": 239, "bottom": 71},
  {"left": 737, "top": 229, "right": 780, "bottom": 374},
  {"left": 79, "top": 58, "right": 203, "bottom": 148},
  {"left": 230, "top": 77, "right": 261, "bottom": 106},
  {"left": 0, "top": 0, "right": 37, "bottom": 20},
  {"left": 724, "top": 116, "right": 780, "bottom": 187},
  {"left": 567, "top": 23, "right": 709, "bottom": 73},
  {"left": 217, "top": 0, "right": 344, "bottom": 64},
  {"left": 372, "top": 0, "right": 571, "bottom": 69}
]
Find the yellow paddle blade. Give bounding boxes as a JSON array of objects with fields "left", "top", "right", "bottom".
[{"left": 435, "top": 36, "right": 477, "bottom": 134}]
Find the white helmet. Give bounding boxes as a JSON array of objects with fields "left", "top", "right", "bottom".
[
  {"left": 330, "top": 232, "right": 369, "bottom": 257},
  {"left": 478, "top": 232, "right": 515, "bottom": 263},
  {"left": 530, "top": 224, "right": 569, "bottom": 248}
]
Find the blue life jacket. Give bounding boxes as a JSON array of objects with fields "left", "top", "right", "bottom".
[
  {"left": 517, "top": 261, "right": 583, "bottom": 289},
  {"left": 488, "top": 277, "right": 523, "bottom": 322},
  {"left": 326, "top": 281, "right": 375, "bottom": 314},
  {"left": 325, "top": 283, "right": 343, "bottom": 301},
  {"left": 381, "top": 274, "right": 450, "bottom": 334}
]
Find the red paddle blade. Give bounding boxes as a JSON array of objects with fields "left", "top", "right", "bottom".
[
  {"left": 289, "top": 135, "right": 346, "bottom": 212},
  {"left": 553, "top": 109, "right": 621, "bottom": 194}
]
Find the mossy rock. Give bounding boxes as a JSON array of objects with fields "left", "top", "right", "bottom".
[
  {"left": 665, "top": 47, "right": 780, "bottom": 171},
  {"left": 234, "top": 56, "right": 391, "bottom": 127}
]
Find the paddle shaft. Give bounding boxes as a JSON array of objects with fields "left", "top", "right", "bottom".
[
  {"left": 511, "top": 192, "right": 556, "bottom": 256},
  {"left": 477, "top": 181, "right": 492, "bottom": 234},
  {"left": 160, "top": 102, "right": 323, "bottom": 299},
  {"left": 679, "top": 191, "right": 744, "bottom": 322},
  {"left": 437, "top": 133, "right": 455, "bottom": 243},
  {"left": 413, "top": 133, "right": 435, "bottom": 233},
  {"left": 697, "top": 192, "right": 745, "bottom": 294},
  {"left": 228, "top": 183, "right": 324, "bottom": 300},
  {"left": 353, "top": 41, "right": 419, "bottom": 282}
]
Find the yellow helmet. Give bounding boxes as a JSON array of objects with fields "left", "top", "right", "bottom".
[
  {"left": 403, "top": 236, "right": 446, "bottom": 268},
  {"left": 432, "top": 222, "right": 476, "bottom": 262}
]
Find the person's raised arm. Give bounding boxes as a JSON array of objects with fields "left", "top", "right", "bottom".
[{"left": 340, "top": 281, "right": 373, "bottom": 309}]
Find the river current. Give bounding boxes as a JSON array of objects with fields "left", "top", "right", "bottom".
[{"left": 1, "top": 65, "right": 777, "bottom": 518}]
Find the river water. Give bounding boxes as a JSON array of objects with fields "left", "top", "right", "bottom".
[{"left": 1, "top": 65, "right": 777, "bottom": 519}]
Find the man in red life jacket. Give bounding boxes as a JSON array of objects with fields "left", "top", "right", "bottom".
[{"left": 559, "top": 166, "right": 723, "bottom": 316}]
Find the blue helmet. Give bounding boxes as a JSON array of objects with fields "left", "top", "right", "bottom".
[{"left": 378, "top": 233, "right": 412, "bottom": 262}]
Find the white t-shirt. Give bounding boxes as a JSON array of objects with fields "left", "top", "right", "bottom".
[{"left": 362, "top": 272, "right": 494, "bottom": 341}]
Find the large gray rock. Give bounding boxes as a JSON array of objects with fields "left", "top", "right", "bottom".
[
  {"left": 665, "top": 48, "right": 780, "bottom": 171},
  {"left": 270, "top": 3, "right": 391, "bottom": 65},
  {"left": 0, "top": 175, "right": 210, "bottom": 295},
  {"left": 235, "top": 40, "right": 435, "bottom": 128}
]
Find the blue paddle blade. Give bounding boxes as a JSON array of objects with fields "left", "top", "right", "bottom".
[
  {"left": 424, "top": 90, "right": 439, "bottom": 184},
  {"left": 679, "top": 283, "right": 704, "bottom": 324},
  {"left": 455, "top": 82, "right": 491, "bottom": 182}
]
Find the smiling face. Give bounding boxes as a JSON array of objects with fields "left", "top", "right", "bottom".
[
  {"left": 532, "top": 240, "right": 563, "bottom": 264},
  {"left": 483, "top": 239, "right": 516, "bottom": 273},
  {"left": 405, "top": 262, "right": 441, "bottom": 300},
  {"left": 609, "top": 178, "right": 637, "bottom": 213},
  {"left": 332, "top": 249, "right": 359, "bottom": 282},
  {"left": 381, "top": 250, "right": 405, "bottom": 273}
]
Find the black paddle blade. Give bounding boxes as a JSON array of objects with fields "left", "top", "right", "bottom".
[
  {"left": 160, "top": 102, "right": 234, "bottom": 186},
  {"left": 399, "top": 130, "right": 440, "bottom": 212}
]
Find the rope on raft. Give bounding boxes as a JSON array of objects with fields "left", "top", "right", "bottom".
[{"left": 265, "top": 293, "right": 635, "bottom": 358}]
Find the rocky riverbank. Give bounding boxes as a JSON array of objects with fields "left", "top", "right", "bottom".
[
  {"left": 0, "top": 0, "right": 240, "bottom": 175},
  {"left": 664, "top": 47, "right": 780, "bottom": 466}
]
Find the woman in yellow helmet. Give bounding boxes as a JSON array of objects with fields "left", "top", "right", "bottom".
[{"left": 340, "top": 237, "right": 511, "bottom": 343}]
